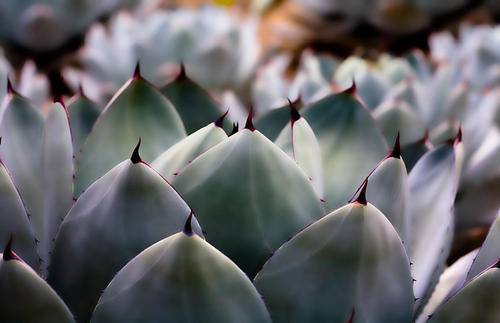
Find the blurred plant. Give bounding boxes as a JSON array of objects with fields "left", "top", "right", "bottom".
[{"left": 64, "top": 6, "right": 260, "bottom": 104}]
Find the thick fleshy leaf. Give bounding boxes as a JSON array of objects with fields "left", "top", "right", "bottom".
[
  {"left": 0, "top": 162, "right": 38, "bottom": 268},
  {"left": 355, "top": 71, "right": 390, "bottom": 109},
  {"left": 466, "top": 210, "right": 500, "bottom": 281},
  {"left": 254, "top": 202, "right": 413, "bottom": 323},
  {"left": 429, "top": 267, "right": 500, "bottom": 323},
  {"left": 373, "top": 99, "right": 426, "bottom": 146},
  {"left": 275, "top": 111, "right": 324, "bottom": 197},
  {"left": 92, "top": 232, "right": 271, "bottom": 323},
  {"left": 172, "top": 129, "right": 324, "bottom": 277},
  {"left": 408, "top": 141, "right": 463, "bottom": 316},
  {"left": 49, "top": 157, "right": 201, "bottom": 322},
  {"left": 416, "top": 249, "right": 478, "bottom": 323},
  {"left": 429, "top": 121, "right": 460, "bottom": 145},
  {"left": 151, "top": 123, "right": 227, "bottom": 181},
  {"left": 301, "top": 90, "right": 387, "bottom": 211},
  {"left": 0, "top": 247, "right": 74, "bottom": 323},
  {"left": 0, "top": 93, "right": 44, "bottom": 233},
  {"left": 75, "top": 76, "right": 186, "bottom": 195},
  {"left": 161, "top": 71, "right": 226, "bottom": 134},
  {"left": 39, "top": 103, "right": 74, "bottom": 274},
  {"left": 67, "top": 93, "right": 101, "bottom": 158},
  {"left": 401, "top": 137, "right": 432, "bottom": 171},
  {"left": 254, "top": 100, "right": 303, "bottom": 141},
  {"left": 366, "top": 141, "right": 410, "bottom": 243}
]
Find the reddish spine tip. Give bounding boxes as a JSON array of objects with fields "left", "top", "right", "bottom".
[
  {"left": 351, "top": 179, "right": 368, "bottom": 205},
  {"left": 346, "top": 308, "right": 355, "bottom": 323},
  {"left": 343, "top": 79, "right": 357, "bottom": 95},
  {"left": 54, "top": 95, "right": 66, "bottom": 108},
  {"left": 178, "top": 62, "right": 187, "bottom": 79},
  {"left": 288, "top": 99, "right": 301, "bottom": 124},
  {"left": 133, "top": 61, "right": 141, "bottom": 79},
  {"left": 6, "top": 77, "right": 16, "bottom": 95},
  {"left": 130, "top": 138, "right": 143, "bottom": 164},
  {"left": 387, "top": 132, "right": 401, "bottom": 159},
  {"left": 183, "top": 211, "right": 194, "bottom": 236},
  {"left": 229, "top": 122, "right": 239, "bottom": 136},
  {"left": 3, "top": 235, "right": 21, "bottom": 261},
  {"left": 493, "top": 258, "right": 500, "bottom": 269},
  {"left": 214, "top": 109, "right": 229, "bottom": 129},
  {"left": 245, "top": 107, "right": 255, "bottom": 131},
  {"left": 455, "top": 126, "right": 462, "bottom": 144},
  {"left": 77, "top": 84, "right": 85, "bottom": 97}
]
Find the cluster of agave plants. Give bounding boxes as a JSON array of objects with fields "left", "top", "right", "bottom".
[{"left": 1, "top": 1, "right": 500, "bottom": 323}]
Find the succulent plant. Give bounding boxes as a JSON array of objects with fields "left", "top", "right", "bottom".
[
  {"left": 64, "top": 6, "right": 260, "bottom": 104},
  {"left": 0, "top": 0, "right": 135, "bottom": 52},
  {"left": 252, "top": 25, "right": 500, "bottom": 235},
  {"left": 1, "top": 52, "right": 499, "bottom": 323}
]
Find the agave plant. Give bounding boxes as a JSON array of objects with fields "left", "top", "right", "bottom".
[
  {"left": 0, "top": 0, "right": 136, "bottom": 52},
  {"left": 253, "top": 25, "right": 500, "bottom": 235},
  {"left": 0, "top": 50, "right": 49, "bottom": 107},
  {"left": 1, "top": 56, "right": 499, "bottom": 323},
  {"left": 63, "top": 6, "right": 260, "bottom": 104}
]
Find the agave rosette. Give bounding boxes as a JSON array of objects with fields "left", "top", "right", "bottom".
[{"left": 1, "top": 58, "right": 499, "bottom": 322}]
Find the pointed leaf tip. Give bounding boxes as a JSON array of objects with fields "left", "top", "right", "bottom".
[
  {"left": 130, "top": 138, "right": 143, "bottom": 164},
  {"left": 387, "top": 132, "right": 401, "bottom": 159},
  {"left": 3, "top": 235, "right": 21, "bottom": 261},
  {"left": 229, "top": 122, "right": 239, "bottom": 136},
  {"left": 133, "top": 61, "right": 141, "bottom": 79},
  {"left": 7, "top": 77, "right": 16, "bottom": 95},
  {"left": 178, "top": 62, "right": 187, "bottom": 79},
  {"left": 77, "top": 84, "right": 85, "bottom": 97},
  {"left": 346, "top": 308, "right": 355, "bottom": 323},
  {"left": 455, "top": 126, "right": 462, "bottom": 145},
  {"left": 183, "top": 211, "right": 194, "bottom": 236},
  {"left": 343, "top": 79, "right": 357, "bottom": 95},
  {"left": 53, "top": 95, "right": 66, "bottom": 108},
  {"left": 288, "top": 99, "right": 301, "bottom": 124},
  {"left": 214, "top": 109, "right": 229, "bottom": 128},
  {"left": 350, "top": 179, "right": 368, "bottom": 205},
  {"left": 245, "top": 107, "right": 255, "bottom": 131}
]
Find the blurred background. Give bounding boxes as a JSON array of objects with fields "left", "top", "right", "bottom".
[{"left": 0, "top": 0, "right": 499, "bottom": 264}]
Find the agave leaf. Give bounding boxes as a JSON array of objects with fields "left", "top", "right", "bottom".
[
  {"left": 275, "top": 107, "right": 324, "bottom": 197},
  {"left": 66, "top": 93, "right": 101, "bottom": 158},
  {"left": 39, "top": 103, "right": 74, "bottom": 274},
  {"left": 151, "top": 122, "right": 227, "bottom": 182},
  {"left": 466, "top": 210, "right": 500, "bottom": 282},
  {"left": 429, "top": 267, "right": 500, "bottom": 323},
  {"left": 161, "top": 70, "right": 228, "bottom": 134},
  {"left": 416, "top": 249, "right": 478, "bottom": 323},
  {"left": 423, "top": 65, "right": 454, "bottom": 127},
  {"left": 172, "top": 127, "right": 324, "bottom": 277},
  {"left": 366, "top": 136, "right": 410, "bottom": 243},
  {"left": 355, "top": 71, "right": 390, "bottom": 109},
  {"left": 92, "top": 231, "right": 271, "bottom": 323},
  {"left": 254, "top": 198, "right": 414, "bottom": 323},
  {"left": 301, "top": 89, "right": 387, "bottom": 211},
  {"left": 0, "top": 92, "right": 44, "bottom": 235},
  {"left": 408, "top": 140, "right": 463, "bottom": 316},
  {"left": 0, "top": 242, "right": 75, "bottom": 323},
  {"left": 400, "top": 136, "right": 431, "bottom": 171},
  {"left": 463, "top": 127, "right": 500, "bottom": 185},
  {"left": 429, "top": 121, "right": 460, "bottom": 145},
  {"left": 373, "top": 99, "right": 427, "bottom": 146},
  {"left": 75, "top": 76, "right": 186, "bottom": 195},
  {"left": 0, "top": 162, "right": 38, "bottom": 269},
  {"left": 254, "top": 100, "right": 303, "bottom": 141},
  {"left": 49, "top": 149, "right": 201, "bottom": 323}
]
